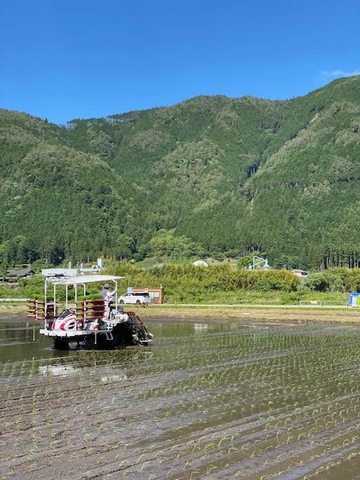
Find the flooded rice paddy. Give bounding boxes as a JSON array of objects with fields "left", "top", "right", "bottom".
[{"left": 1, "top": 317, "right": 360, "bottom": 479}]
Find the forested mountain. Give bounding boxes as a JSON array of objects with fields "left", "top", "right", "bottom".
[{"left": 1, "top": 76, "right": 360, "bottom": 270}]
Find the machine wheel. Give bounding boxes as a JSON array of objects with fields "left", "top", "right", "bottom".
[{"left": 136, "top": 300, "right": 141, "bottom": 305}]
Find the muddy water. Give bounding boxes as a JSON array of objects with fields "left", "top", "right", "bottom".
[{"left": 1, "top": 318, "right": 360, "bottom": 479}]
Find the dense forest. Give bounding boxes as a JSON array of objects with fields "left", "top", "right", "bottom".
[{"left": 1, "top": 75, "right": 360, "bottom": 271}]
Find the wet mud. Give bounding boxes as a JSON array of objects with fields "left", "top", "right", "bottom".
[{"left": 1, "top": 318, "right": 360, "bottom": 479}]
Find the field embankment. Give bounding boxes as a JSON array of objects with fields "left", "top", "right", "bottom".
[
  {"left": 142, "top": 304, "right": 360, "bottom": 324},
  {"left": 1, "top": 302, "right": 360, "bottom": 324}
]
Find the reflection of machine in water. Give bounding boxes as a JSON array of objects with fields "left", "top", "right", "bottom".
[
  {"left": 27, "top": 274, "right": 153, "bottom": 350},
  {"left": 39, "top": 364, "right": 77, "bottom": 377},
  {"left": 39, "top": 348, "right": 153, "bottom": 379}
]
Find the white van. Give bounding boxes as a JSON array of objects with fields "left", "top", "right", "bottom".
[{"left": 118, "top": 292, "right": 150, "bottom": 305}]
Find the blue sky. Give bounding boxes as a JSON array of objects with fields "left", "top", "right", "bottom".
[{"left": 1, "top": 0, "right": 359, "bottom": 125}]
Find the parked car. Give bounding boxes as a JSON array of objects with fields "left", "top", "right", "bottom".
[{"left": 119, "top": 292, "right": 150, "bottom": 305}]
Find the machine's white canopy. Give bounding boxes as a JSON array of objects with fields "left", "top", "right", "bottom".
[
  {"left": 51, "top": 275, "right": 125, "bottom": 285},
  {"left": 43, "top": 275, "right": 125, "bottom": 309}
]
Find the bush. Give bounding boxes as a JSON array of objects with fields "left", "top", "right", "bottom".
[{"left": 302, "top": 272, "right": 345, "bottom": 292}]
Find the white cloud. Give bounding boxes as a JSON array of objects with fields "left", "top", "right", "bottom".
[{"left": 321, "top": 69, "right": 360, "bottom": 78}]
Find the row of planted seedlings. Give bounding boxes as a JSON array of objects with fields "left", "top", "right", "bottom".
[
  {"left": 124, "top": 324, "right": 357, "bottom": 478},
  {"left": 0, "top": 348, "right": 157, "bottom": 477},
  {"left": 3, "top": 322, "right": 360, "bottom": 479},
  {"left": 107, "top": 323, "right": 360, "bottom": 479}
]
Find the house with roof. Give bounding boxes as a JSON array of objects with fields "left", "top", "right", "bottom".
[{"left": 7, "top": 268, "right": 35, "bottom": 280}]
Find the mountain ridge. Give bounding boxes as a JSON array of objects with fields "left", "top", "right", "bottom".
[{"left": 1, "top": 76, "right": 360, "bottom": 269}]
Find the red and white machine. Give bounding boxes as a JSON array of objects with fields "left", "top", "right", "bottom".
[{"left": 27, "top": 274, "right": 153, "bottom": 350}]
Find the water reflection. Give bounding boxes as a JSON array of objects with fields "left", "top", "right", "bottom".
[
  {"left": 194, "top": 323, "right": 209, "bottom": 333},
  {"left": 39, "top": 364, "right": 77, "bottom": 377},
  {"left": 0, "top": 317, "right": 155, "bottom": 381},
  {"left": 0, "top": 317, "right": 245, "bottom": 366},
  {"left": 0, "top": 319, "right": 56, "bottom": 363},
  {"left": 0, "top": 317, "right": 242, "bottom": 383}
]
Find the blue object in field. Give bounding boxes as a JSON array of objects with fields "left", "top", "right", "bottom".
[{"left": 348, "top": 292, "right": 360, "bottom": 307}]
